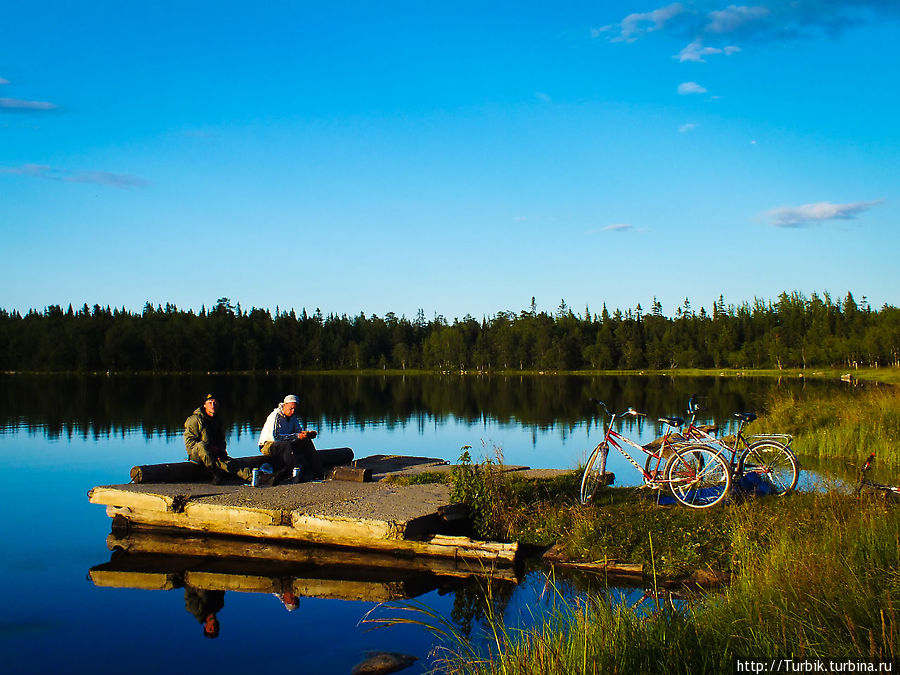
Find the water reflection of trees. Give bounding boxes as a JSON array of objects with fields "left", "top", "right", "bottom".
[
  {"left": 450, "top": 576, "right": 518, "bottom": 639},
  {"left": 0, "top": 373, "right": 823, "bottom": 440}
]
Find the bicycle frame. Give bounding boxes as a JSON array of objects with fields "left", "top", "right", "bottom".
[
  {"left": 683, "top": 397, "right": 793, "bottom": 468},
  {"left": 581, "top": 400, "right": 733, "bottom": 508},
  {"left": 593, "top": 404, "right": 688, "bottom": 486}
]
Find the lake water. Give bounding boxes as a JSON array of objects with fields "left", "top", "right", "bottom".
[{"left": 0, "top": 373, "right": 821, "bottom": 673}]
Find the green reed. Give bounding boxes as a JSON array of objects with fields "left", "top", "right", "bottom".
[
  {"left": 758, "top": 385, "right": 900, "bottom": 468},
  {"left": 417, "top": 491, "right": 899, "bottom": 674}
]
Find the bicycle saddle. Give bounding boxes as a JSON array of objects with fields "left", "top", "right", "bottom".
[
  {"left": 733, "top": 412, "right": 757, "bottom": 423},
  {"left": 658, "top": 416, "right": 684, "bottom": 428}
]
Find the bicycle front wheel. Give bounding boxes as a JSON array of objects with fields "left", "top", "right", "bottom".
[
  {"left": 738, "top": 441, "right": 799, "bottom": 496},
  {"left": 666, "top": 444, "right": 731, "bottom": 508},
  {"left": 580, "top": 443, "right": 606, "bottom": 505}
]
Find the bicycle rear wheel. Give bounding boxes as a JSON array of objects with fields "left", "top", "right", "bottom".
[
  {"left": 738, "top": 441, "right": 798, "bottom": 495},
  {"left": 666, "top": 444, "right": 731, "bottom": 508},
  {"left": 580, "top": 443, "right": 607, "bottom": 505}
]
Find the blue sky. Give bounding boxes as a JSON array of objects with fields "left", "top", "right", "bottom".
[{"left": 1, "top": 1, "right": 898, "bottom": 319}]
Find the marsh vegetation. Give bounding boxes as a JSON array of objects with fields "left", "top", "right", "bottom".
[{"left": 395, "top": 384, "right": 900, "bottom": 672}]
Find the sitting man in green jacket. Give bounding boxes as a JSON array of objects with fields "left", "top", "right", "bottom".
[{"left": 184, "top": 393, "right": 255, "bottom": 484}]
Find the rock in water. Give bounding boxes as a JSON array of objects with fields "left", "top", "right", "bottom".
[{"left": 351, "top": 651, "right": 418, "bottom": 675}]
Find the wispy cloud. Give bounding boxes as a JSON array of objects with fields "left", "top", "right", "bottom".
[
  {"left": 600, "top": 223, "right": 635, "bottom": 232},
  {"left": 764, "top": 199, "right": 884, "bottom": 227},
  {"left": 677, "top": 81, "right": 707, "bottom": 94},
  {"left": 679, "top": 123, "right": 698, "bottom": 133},
  {"left": 0, "top": 97, "right": 58, "bottom": 111},
  {"left": 534, "top": 91, "right": 552, "bottom": 103},
  {"left": 706, "top": 5, "right": 770, "bottom": 33},
  {"left": 616, "top": 3, "right": 687, "bottom": 42},
  {"left": 1, "top": 164, "right": 149, "bottom": 188},
  {"left": 607, "top": 1, "right": 900, "bottom": 60},
  {"left": 0, "top": 78, "right": 10, "bottom": 85},
  {"left": 677, "top": 38, "right": 740, "bottom": 62}
]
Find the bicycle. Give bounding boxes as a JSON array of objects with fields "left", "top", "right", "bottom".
[
  {"left": 580, "top": 400, "right": 731, "bottom": 509},
  {"left": 676, "top": 396, "right": 799, "bottom": 496},
  {"left": 855, "top": 453, "right": 900, "bottom": 497}
]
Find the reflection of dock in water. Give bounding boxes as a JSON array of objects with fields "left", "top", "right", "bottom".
[
  {"left": 90, "top": 529, "right": 517, "bottom": 603},
  {"left": 88, "top": 454, "right": 524, "bottom": 567}
]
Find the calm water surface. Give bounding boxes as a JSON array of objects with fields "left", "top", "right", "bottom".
[{"left": 0, "top": 374, "right": 823, "bottom": 673}]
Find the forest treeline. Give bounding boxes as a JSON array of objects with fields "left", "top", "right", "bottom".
[{"left": 1, "top": 292, "right": 898, "bottom": 373}]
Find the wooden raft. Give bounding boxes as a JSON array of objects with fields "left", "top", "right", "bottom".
[{"left": 89, "top": 456, "right": 519, "bottom": 566}]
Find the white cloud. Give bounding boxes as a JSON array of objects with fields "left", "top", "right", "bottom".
[
  {"left": 1, "top": 163, "right": 149, "bottom": 188},
  {"left": 0, "top": 78, "right": 10, "bottom": 85},
  {"left": 678, "top": 81, "right": 708, "bottom": 94},
  {"left": 534, "top": 91, "right": 551, "bottom": 103},
  {"left": 617, "top": 2, "right": 686, "bottom": 41},
  {"left": 590, "top": 25, "right": 612, "bottom": 38},
  {"left": 679, "top": 123, "right": 698, "bottom": 133},
  {"left": 677, "top": 39, "right": 724, "bottom": 62},
  {"left": 706, "top": 5, "right": 770, "bottom": 33},
  {"left": 603, "top": 223, "right": 635, "bottom": 232},
  {"left": 723, "top": 45, "right": 742, "bottom": 54},
  {"left": 0, "top": 97, "right": 58, "bottom": 111},
  {"left": 764, "top": 199, "right": 884, "bottom": 227}
]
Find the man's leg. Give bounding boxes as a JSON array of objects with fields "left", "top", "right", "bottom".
[
  {"left": 291, "top": 438, "right": 325, "bottom": 479},
  {"left": 189, "top": 444, "right": 252, "bottom": 482},
  {"left": 260, "top": 441, "right": 300, "bottom": 483},
  {"left": 260, "top": 441, "right": 297, "bottom": 471}
]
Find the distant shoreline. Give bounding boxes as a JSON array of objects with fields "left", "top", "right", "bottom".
[{"left": 3, "top": 367, "right": 896, "bottom": 384}]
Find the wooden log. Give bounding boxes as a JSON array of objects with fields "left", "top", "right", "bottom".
[
  {"left": 89, "top": 569, "right": 180, "bottom": 591},
  {"left": 542, "top": 543, "right": 643, "bottom": 578},
  {"left": 97, "top": 502, "right": 519, "bottom": 564},
  {"left": 104, "top": 529, "right": 518, "bottom": 581},
  {"left": 328, "top": 466, "right": 372, "bottom": 482},
  {"left": 438, "top": 503, "right": 469, "bottom": 522},
  {"left": 130, "top": 447, "right": 354, "bottom": 483},
  {"left": 549, "top": 560, "right": 644, "bottom": 578},
  {"left": 88, "top": 550, "right": 466, "bottom": 600}
]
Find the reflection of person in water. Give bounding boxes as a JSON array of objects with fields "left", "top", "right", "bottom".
[
  {"left": 274, "top": 591, "right": 299, "bottom": 612},
  {"left": 184, "top": 586, "right": 225, "bottom": 638}
]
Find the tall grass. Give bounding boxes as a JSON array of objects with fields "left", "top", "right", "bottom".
[
  {"left": 396, "top": 491, "right": 899, "bottom": 674},
  {"left": 758, "top": 385, "right": 900, "bottom": 468},
  {"left": 380, "top": 388, "right": 900, "bottom": 672}
]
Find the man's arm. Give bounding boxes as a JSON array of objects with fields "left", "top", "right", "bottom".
[
  {"left": 184, "top": 414, "right": 201, "bottom": 451},
  {"left": 273, "top": 413, "right": 303, "bottom": 442}
]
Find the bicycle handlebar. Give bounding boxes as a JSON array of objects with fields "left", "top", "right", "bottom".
[
  {"left": 687, "top": 394, "right": 702, "bottom": 415},
  {"left": 589, "top": 399, "right": 646, "bottom": 418}
]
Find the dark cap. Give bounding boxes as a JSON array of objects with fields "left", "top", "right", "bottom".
[{"left": 205, "top": 393, "right": 217, "bottom": 401}]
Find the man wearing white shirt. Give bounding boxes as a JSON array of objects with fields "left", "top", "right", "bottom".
[{"left": 258, "top": 394, "right": 325, "bottom": 481}]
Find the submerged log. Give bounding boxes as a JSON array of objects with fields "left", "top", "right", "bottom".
[
  {"left": 130, "top": 447, "right": 354, "bottom": 483},
  {"left": 542, "top": 543, "right": 643, "bottom": 578}
]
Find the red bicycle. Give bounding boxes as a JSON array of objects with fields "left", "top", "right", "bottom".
[
  {"left": 676, "top": 396, "right": 799, "bottom": 496},
  {"left": 580, "top": 400, "right": 732, "bottom": 509}
]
